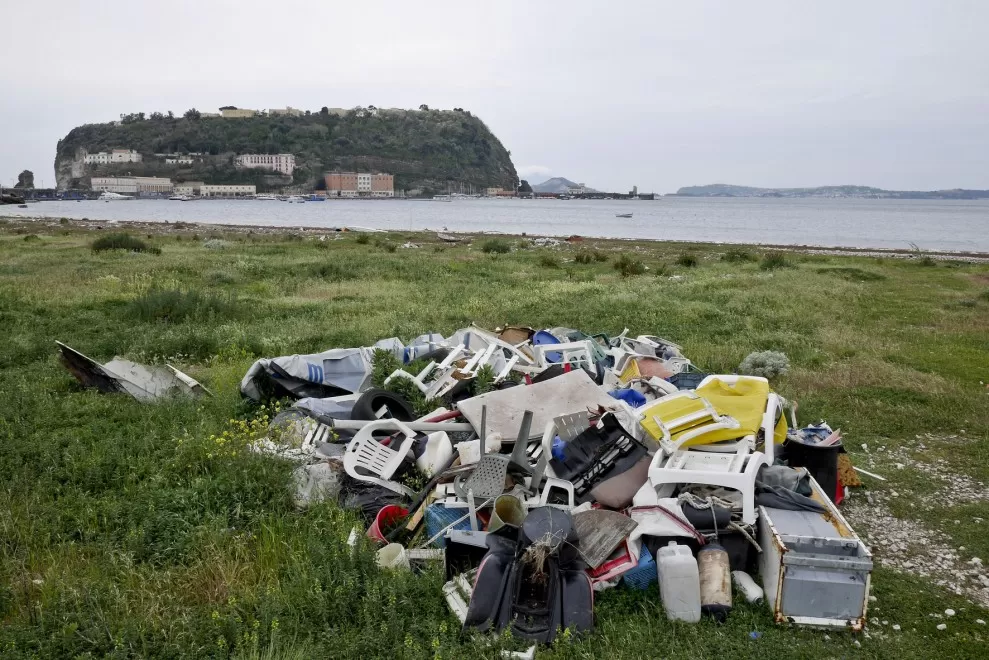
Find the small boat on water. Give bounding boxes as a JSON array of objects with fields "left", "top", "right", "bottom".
[
  {"left": 98, "top": 192, "right": 132, "bottom": 201},
  {"left": 432, "top": 194, "right": 453, "bottom": 202},
  {"left": 615, "top": 213, "right": 633, "bottom": 218},
  {"left": 284, "top": 195, "right": 306, "bottom": 203},
  {"left": 307, "top": 194, "right": 326, "bottom": 202},
  {"left": 255, "top": 194, "right": 278, "bottom": 201},
  {"left": 168, "top": 194, "right": 193, "bottom": 201}
]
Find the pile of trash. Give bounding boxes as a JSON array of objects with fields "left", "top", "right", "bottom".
[{"left": 237, "top": 325, "right": 873, "bottom": 643}]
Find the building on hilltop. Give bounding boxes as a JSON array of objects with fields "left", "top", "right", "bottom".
[
  {"left": 91, "top": 176, "right": 172, "bottom": 194},
  {"left": 235, "top": 153, "right": 296, "bottom": 176},
  {"left": 201, "top": 184, "right": 256, "bottom": 197},
  {"left": 268, "top": 107, "right": 304, "bottom": 117},
  {"left": 219, "top": 107, "right": 258, "bottom": 118},
  {"left": 84, "top": 149, "right": 143, "bottom": 165},
  {"left": 323, "top": 172, "right": 394, "bottom": 198}
]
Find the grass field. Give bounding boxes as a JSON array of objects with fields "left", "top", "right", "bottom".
[{"left": 1, "top": 218, "right": 988, "bottom": 658}]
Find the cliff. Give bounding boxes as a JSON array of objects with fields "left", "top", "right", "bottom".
[{"left": 54, "top": 108, "right": 518, "bottom": 193}]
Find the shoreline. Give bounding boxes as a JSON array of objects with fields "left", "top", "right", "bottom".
[{"left": 4, "top": 213, "right": 989, "bottom": 261}]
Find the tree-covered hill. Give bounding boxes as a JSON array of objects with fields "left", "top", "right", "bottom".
[{"left": 55, "top": 107, "right": 517, "bottom": 193}]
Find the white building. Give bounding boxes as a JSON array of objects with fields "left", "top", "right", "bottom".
[
  {"left": 91, "top": 176, "right": 172, "bottom": 194},
  {"left": 201, "top": 184, "right": 256, "bottom": 197},
  {"left": 84, "top": 149, "right": 143, "bottom": 165},
  {"left": 173, "top": 181, "right": 204, "bottom": 196},
  {"left": 165, "top": 157, "right": 194, "bottom": 165},
  {"left": 235, "top": 153, "right": 296, "bottom": 176},
  {"left": 268, "top": 107, "right": 304, "bottom": 117}
]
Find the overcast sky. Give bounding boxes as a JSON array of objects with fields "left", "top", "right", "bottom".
[{"left": 2, "top": 1, "right": 988, "bottom": 192}]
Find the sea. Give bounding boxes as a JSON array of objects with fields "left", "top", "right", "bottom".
[{"left": 5, "top": 197, "right": 989, "bottom": 252}]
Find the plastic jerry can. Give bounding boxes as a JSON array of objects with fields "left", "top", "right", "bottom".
[
  {"left": 657, "top": 541, "right": 701, "bottom": 623},
  {"left": 698, "top": 543, "right": 732, "bottom": 622}
]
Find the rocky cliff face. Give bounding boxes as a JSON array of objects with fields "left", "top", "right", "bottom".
[{"left": 54, "top": 108, "right": 517, "bottom": 192}]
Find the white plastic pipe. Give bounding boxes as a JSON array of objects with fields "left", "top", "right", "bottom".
[{"left": 330, "top": 419, "right": 475, "bottom": 432}]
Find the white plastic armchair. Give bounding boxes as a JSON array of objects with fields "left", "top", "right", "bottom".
[{"left": 343, "top": 418, "right": 419, "bottom": 496}]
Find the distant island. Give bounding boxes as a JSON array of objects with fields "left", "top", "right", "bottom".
[
  {"left": 675, "top": 184, "right": 989, "bottom": 200},
  {"left": 54, "top": 106, "right": 517, "bottom": 194}
]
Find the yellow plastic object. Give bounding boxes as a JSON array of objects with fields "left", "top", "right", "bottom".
[
  {"left": 640, "top": 377, "right": 787, "bottom": 448},
  {"left": 618, "top": 359, "right": 641, "bottom": 385}
]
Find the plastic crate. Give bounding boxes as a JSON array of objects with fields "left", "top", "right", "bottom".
[
  {"left": 621, "top": 546, "right": 657, "bottom": 590},
  {"left": 425, "top": 503, "right": 473, "bottom": 548}
]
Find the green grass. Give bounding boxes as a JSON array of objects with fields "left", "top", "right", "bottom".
[
  {"left": 760, "top": 251, "right": 793, "bottom": 270},
  {"left": 1, "top": 222, "right": 988, "bottom": 658},
  {"left": 676, "top": 252, "right": 699, "bottom": 267},
  {"left": 481, "top": 237, "right": 512, "bottom": 254}
]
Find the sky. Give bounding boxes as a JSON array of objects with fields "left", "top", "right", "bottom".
[{"left": 2, "top": 1, "right": 988, "bottom": 193}]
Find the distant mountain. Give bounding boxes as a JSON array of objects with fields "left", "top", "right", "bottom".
[
  {"left": 531, "top": 177, "right": 598, "bottom": 194},
  {"left": 675, "top": 184, "right": 989, "bottom": 200}
]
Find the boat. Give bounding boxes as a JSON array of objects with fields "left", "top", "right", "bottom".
[
  {"left": 255, "top": 194, "right": 278, "bottom": 201},
  {"left": 168, "top": 194, "right": 193, "bottom": 201},
  {"left": 615, "top": 213, "right": 633, "bottom": 218},
  {"left": 432, "top": 194, "right": 453, "bottom": 202},
  {"left": 285, "top": 195, "right": 306, "bottom": 203},
  {"left": 307, "top": 194, "right": 326, "bottom": 202},
  {"left": 98, "top": 192, "right": 133, "bottom": 201}
]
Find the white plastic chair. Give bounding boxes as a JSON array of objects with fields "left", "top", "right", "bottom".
[
  {"left": 343, "top": 419, "right": 419, "bottom": 496},
  {"left": 647, "top": 390, "right": 782, "bottom": 524},
  {"left": 532, "top": 340, "right": 594, "bottom": 371}
]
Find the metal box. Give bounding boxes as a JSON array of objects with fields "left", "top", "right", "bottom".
[{"left": 758, "top": 476, "right": 872, "bottom": 630}]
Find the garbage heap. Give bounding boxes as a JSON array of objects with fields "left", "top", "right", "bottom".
[{"left": 243, "top": 324, "right": 873, "bottom": 644}]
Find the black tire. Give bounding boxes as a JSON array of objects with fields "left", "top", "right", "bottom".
[{"left": 352, "top": 388, "right": 415, "bottom": 421}]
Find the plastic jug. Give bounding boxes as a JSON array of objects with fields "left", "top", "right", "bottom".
[{"left": 657, "top": 541, "right": 701, "bottom": 623}]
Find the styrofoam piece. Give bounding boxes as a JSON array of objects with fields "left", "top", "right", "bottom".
[{"left": 455, "top": 433, "right": 504, "bottom": 465}]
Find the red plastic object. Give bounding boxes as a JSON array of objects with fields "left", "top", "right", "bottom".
[{"left": 367, "top": 504, "right": 409, "bottom": 543}]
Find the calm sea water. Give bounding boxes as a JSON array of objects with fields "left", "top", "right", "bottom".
[{"left": 5, "top": 197, "right": 989, "bottom": 252}]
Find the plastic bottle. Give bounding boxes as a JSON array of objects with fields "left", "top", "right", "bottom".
[
  {"left": 657, "top": 541, "right": 701, "bottom": 623},
  {"left": 698, "top": 543, "right": 732, "bottom": 622},
  {"left": 731, "top": 570, "right": 764, "bottom": 604}
]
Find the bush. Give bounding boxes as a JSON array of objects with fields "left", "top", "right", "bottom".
[
  {"left": 59, "top": 217, "right": 70, "bottom": 225},
  {"left": 917, "top": 255, "right": 937, "bottom": 267},
  {"left": 91, "top": 233, "right": 161, "bottom": 254},
  {"left": 481, "top": 238, "right": 512, "bottom": 254},
  {"left": 979, "top": 289, "right": 989, "bottom": 302},
  {"left": 593, "top": 250, "right": 609, "bottom": 262},
  {"left": 676, "top": 253, "right": 699, "bottom": 268},
  {"left": 613, "top": 253, "right": 646, "bottom": 278},
  {"left": 538, "top": 253, "right": 560, "bottom": 269},
  {"left": 127, "top": 286, "right": 241, "bottom": 323},
  {"left": 816, "top": 267, "right": 886, "bottom": 282},
  {"left": 721, "top": 247, "right": 756, "bottom": 263},
  {"left": 354, "top": 233, "right": 371, "bottom": 244},
  {"left": 574, "top": 251, "right": 595, "bottom": 264},
  {"left": 738, "top": 350, "right": 790, "bottom": 379},
  {"left": 760, "top": 252, "right": 792, "bottom": 270},
  {"left": 22, "top": 234, "right": 41, "bottom": 242},
  {"left": 653, "top": 263, "right": 670, "bottom": 277}
]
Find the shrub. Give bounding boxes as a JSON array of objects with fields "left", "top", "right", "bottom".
[
  {"left": 676, "top": 252, "right": 699, "bottom": 268},
  {"left": 760, "top": 252, "right": 792, "bottom": 270},
  {"left": 721, "top": 247, "right": 756, "bottom": 263},
  {"left": 918, "top": 255, "right": 937, "bottom": 267},
  {"left": 203, "top": 238, "right": 231, "bottom": 250},
  {"left": 738, "top": 350, "right": 790, "bottom": 379},
  {"left": 481, "top": 238, "right": 511, "bottom": 254},
  {"left": 22, "top": 234, "right": 41, "bottom": 242},
  {"left": 205, "top": 270, "right": 237, "bottom": 284},
  {"left": 574, "top": 251, "right": 595, "bottom": 264},
  {"left": 538, "top": 253, "right": 560, "bottom": 268},
  {"left": 59, "top": 217, "right": 70, "bottom": 225},
  {"left": 355, "top": 233, "right": 371, "bottom": 245},
  {"left": 816, "top": 267, "right": 886, "bottom": 282},
  {"left": 91, "top": 233, "right": 161, "bottom": 254},
  {"left": 979, "top": 289, "right": 989, "bottom": 302},
  {"left": 127, "top": 286, "right": 241, "bottom": 323},
  {"left": 613, "top": 253, "right": 646, "bottom": 278},
  {"left": 593, "top": 250, "right": 609, "bottom": 262},
  {"left": 653, "top": 263, "right": 670, "bottom": 277}
]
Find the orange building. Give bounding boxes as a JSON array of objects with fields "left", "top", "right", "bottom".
[{"left": 324, "top": 172, "right": 394, "bottom": 197}]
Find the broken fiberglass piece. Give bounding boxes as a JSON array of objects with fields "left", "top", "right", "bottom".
[{"left": 56, "top": 341, "right": 211, "bottom": 402}]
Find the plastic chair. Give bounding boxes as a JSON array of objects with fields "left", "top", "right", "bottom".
[
  {"left": 343, "top": 419, "right": 419, "bottom": 496},
  {"left": 532, "top": 341, "right": 594, "bottom": 371},
  {"left": 646, "top": 391, "right": 782, "bottom": 524}
]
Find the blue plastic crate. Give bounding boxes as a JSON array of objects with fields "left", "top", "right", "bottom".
[
  {"left": 425, "top": 503, "right": 473, "bottom": 548},
  {"left": 622, "top": 546, "right": 657, "bottom": 590}
]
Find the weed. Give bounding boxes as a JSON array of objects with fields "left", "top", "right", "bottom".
[
  {"left": 614, "top": 253, "right": 646, "bottom": 278},
  {"left": 481, "top": 238, "right": 512, "bottom": 254},
  {"left": 676, "top": 252, "right": 699, "bottom": 268},
  {"left": 206, "top": 270, "right": 238, "bottom": 284},
  {"left": 721, "top": 247, "right": 756, "bottom": 263},
  {"left": 653, "top": 263, "right": 670, "bottom": 277},
  {"left": 816, "top": 267, "right": 886, "bottom": 282},
  {"left": 918, "top": 255, "right": 937, "bottom": 267},
  {"left": 574, "top": 251, "right": 595, "bottom": 264},
  {"left": 760, "top": 252, "right": 793, "bottom": 270},
  {"left": 59, "top": 217, "right": 70, "bottom": 225},
  {"left": 22, "top": 234, "right": 41, "bottom": 243},
  {"left": 127, "top": 286, "right": 242, "bottom": 323},
  {"left": 537, "top": 253, "right": 560, "bottom": 268},
  {"left": 593, "top": 250, "right": 609, "bottom": 262},
  {"left": 355, "top": 233, "right": 371, "bottom": 245},
  {"left": 738, "top": 350, "right": 790, "bottom": 379},
  {"left": 91, "top": 233, "right": 161, "bottom": 254},
  {"left": 383, "top": 242, "right": 397, "bottom": 253},
  {"left": 979, "top": 290, "right": 989, "bottom": 302}
]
